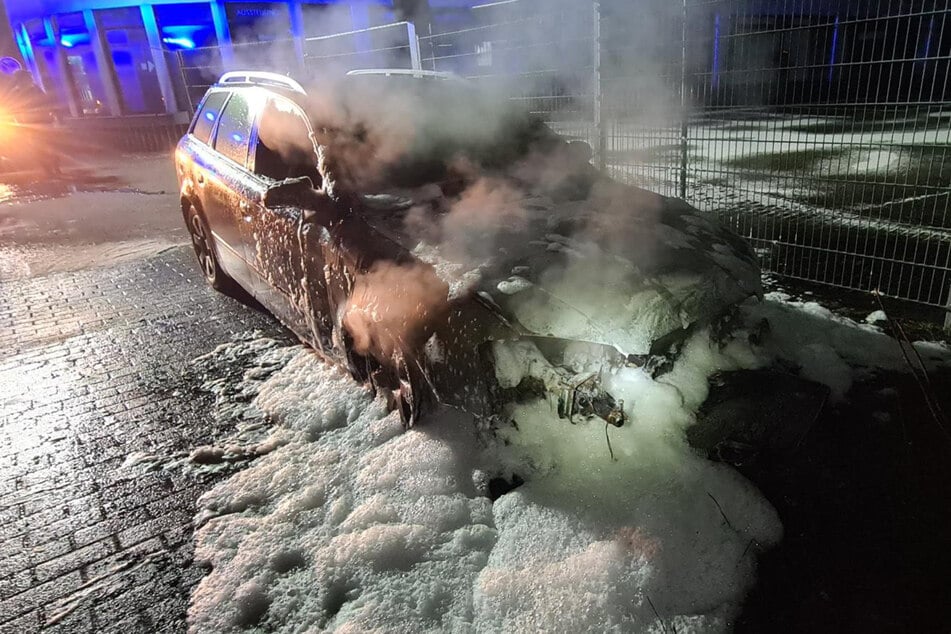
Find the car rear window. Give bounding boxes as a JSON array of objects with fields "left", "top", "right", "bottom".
[
  {"left": 192, "top": 91, "right": 228, "bottom": 145},
  {"left": 213, "top": 93, "right": 254, "bottom": 167}
]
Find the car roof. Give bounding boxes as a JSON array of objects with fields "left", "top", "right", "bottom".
[
  {"left": 215, "top": 71, "right": 306, "bottom": 94},
  {"left": 210, "top": 68, "right": 465, "bottom": 96},
  {"left": 203, "top": 82, "right": 308, "bottom": 113},
  {"left": 205, "top": 68, "right": 469, "bottom": 121},
  {"left": 345, "top": 68, "right": 464, "bottom": 81}
]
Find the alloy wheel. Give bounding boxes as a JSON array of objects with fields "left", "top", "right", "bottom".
[{"left": 189, "top": 211, "right": 217, "bottom": 284}]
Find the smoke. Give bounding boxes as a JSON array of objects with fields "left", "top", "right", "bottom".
[
  {"left": 303, "top": 76, "right": 421, "bottom": 197},
  {"left": 392, "top": 0, "right": 433, "bottom": 25},
  {"left": 342, "top": 261, "right": 449, "bottom": 359},
  {"left": 224, "top": 0, "right": 705, "bottom": 353},
  {"left": 405, "top": 174, "right": 529, "bottom": 265}
]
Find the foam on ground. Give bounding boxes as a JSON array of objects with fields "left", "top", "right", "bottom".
[
  {"left": 189, "top": 350, "right": 496, "bottom": 632},
  {"left": 186, "top": 295, "right": 951, "bottom": 633},
  {"left": 188, "top": 337, "right": 781, "bottom": 632}
]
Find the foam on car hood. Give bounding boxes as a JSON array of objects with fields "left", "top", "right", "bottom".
[{"left": 365, "top": 179, "right": 762, "bottom": 356}]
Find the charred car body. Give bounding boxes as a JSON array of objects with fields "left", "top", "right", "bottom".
[{"left": 176, "top": 69, "right": 767, "bottom": 430}]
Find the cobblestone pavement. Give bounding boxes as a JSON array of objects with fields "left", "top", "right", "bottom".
[{"left": 0, "top": 246, "right": 291, "bottom": 633}]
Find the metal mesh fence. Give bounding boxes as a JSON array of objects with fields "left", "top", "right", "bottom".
[
  {"left": 418, "top": 2, "right": 600, "bottom": 156},
  {"left": 177, "top": 45, "right": 226, "bottom": 112},
  {"left": 65, "top": 116, "right": 188, "bottom": 153},
  {"left": 302, "top": 22, "right": 421, "bottom": 72},
  {"left": 599, "top": 1, "right": 686, "bottom": 196},
  {"left": 683, "top": 0, "right": 951, "bottom": 307},
  {"left": 423, "top": 0, "right": 951, "bottom": 309}
]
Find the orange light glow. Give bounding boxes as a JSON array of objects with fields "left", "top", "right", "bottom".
[{"left": 0, "top": 109, "right": 21, "bottom": 148}]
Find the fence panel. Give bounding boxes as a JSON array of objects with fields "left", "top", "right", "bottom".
[
  {"left": 419, "top": 1, "right": 688, "bottom": 195},
  {"left": 303, "top": 22, "right": 421, "bottom": 73},
  {"left": 419, "top": 2, "right": 600, "bottom": 157},
  {"left": 177, "top": 23, "right": 421, "bottom": 114},
  {"left": 681, "top": 0, "right": 951, "bottom": 306},
  {"left": 599, "top": 1, "right": 686, "bottom": 196},
  {"left": 177, "top": 45, "right": 226, "bottom": 113}
]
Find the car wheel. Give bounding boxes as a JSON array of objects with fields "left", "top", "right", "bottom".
[{"left": 186, "top": 204, "right": 235, "bottom": 293}]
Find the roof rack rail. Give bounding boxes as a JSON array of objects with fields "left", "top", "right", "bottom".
[
  {"left": 346, "top": 68, "right": 462, "bottom": 81},
  {"left": 217, "top": 71, "right": 306, "bottom": 94}
]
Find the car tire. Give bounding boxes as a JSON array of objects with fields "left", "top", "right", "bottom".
[{"left": 186, "top": 204, "right": 237, "bottom": 294}]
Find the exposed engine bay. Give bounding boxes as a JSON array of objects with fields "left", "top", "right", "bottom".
[{"left": 491, "top": 338, "right": 628, "bottom": 428}]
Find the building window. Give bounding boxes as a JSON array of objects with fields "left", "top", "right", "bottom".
[
  {"left": 155, "top": 3, "right": 219, "bottom": 112},
  {"left": 97, "top": 8, "right": 165, "bottom": 114},
  {"left": 226, "top": 3, "right": 292, "bottom": 44},
  {"left": 57, "top": 12, "right": 108, "bottom": 116}
]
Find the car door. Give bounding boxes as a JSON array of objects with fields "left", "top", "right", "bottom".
[
  {"left": 245, "top": 96, "right": 335, "bottom": 350},
  {"left": 182, "top": 90, "right": 251, "bottom": 283},
  {"left": 204, "top": 90, "right": 261, "bottom": 281}
]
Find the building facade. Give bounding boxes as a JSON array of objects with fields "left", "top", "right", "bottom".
[
  {"left": 6, "top": 0, "right": 474, "bottom": 118},
  {"left": 9, "top": 0, "right": 946, "bottom": 120}
]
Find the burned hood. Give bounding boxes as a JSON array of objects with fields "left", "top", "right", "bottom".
[{"left": 361, "top": 178, "right": 762, "bottom": 357}]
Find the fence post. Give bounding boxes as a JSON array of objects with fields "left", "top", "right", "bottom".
[
  {"left": 593, "top": 0, "right": 605, "bottom": 171},
  {"left": 210, "top": 0, "right": 235, "bottom": 69},
  {"left": 289, "top": 0, "right": 306, "bottom": 71},
  {"left": 679, "top": 0, "right": 688, "bottom": 200},
  {"left": 406, "top": 21, "right": 422, "bottom": 71}
]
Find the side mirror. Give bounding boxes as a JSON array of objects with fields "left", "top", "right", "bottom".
[
  {"left": 302, "top": 189, "right": 339, "bottom": 226},
  {"left": 264, "top": 176, "right": 314, "bottom": 208}
]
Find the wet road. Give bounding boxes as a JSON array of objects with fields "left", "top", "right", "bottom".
[
  {"left": 0, "top": 161, "right": 291, "bottom": 632},
  {"left": 0, "top": 155, "right": 187, "bottom": 281}
]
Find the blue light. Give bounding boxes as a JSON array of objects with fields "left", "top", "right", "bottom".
[
  {"left": 230, "top": 132, "right": 243, "bottom": 143},
  {"left": 828, "top": 16, "right": 840, "bottom": 82},
  {"left": 162, "top": 36, "right": 196, "bottom": 50},
  {"left": 160, "top": 24, "right": 207, "bottom": 50},
  {"left": 204, "top": 111, "right": 216, "bottom": 122},
  {"left": 923, "top": 17, "right": 935, "bottom": 59},
  {"left": 59, "top": 33, "right": 90, "bottom": 48},
  {"left": 711, "top": 13, "right": 721, "bottom": 91}
]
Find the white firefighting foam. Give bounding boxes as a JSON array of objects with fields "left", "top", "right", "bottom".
[{"left": 186, "top": 296, "right": 950, "bottom": 633}]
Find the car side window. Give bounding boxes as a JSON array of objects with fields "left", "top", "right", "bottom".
[
  {"left": 253, "top": 99, "right": 322, "bottom": 188},
  {"left": 191, "top": 91, "right": 228, "bottom": 145},
  {"left": 213, "top": 93, "right": 254, "bottom": 167}
]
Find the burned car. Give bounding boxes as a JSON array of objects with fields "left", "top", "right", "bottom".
[{"left": 175, "top": 69, "right": 764, "bottom": 429}]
